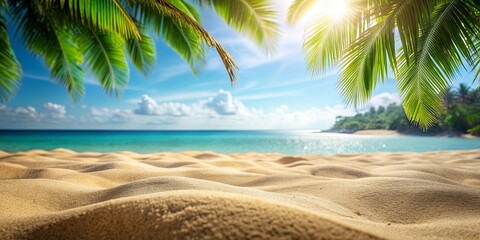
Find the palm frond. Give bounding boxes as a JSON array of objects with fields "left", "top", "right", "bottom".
[
  {"left": 287, "top": 0, "right": 318, "bottom": 24},
  {"left": 133, "top": 0, "right": 202, "bottom": 33},
  {"left": 302, "top": 1, "right": 367, "bottom": 78},
  {"left": 0, "top": 5, "right": 22, "bottom": 103},
  {"left": 12, "top": 1, "right": 85, "bottom": 98},
  {"left": 473, "top": 35, "right": 480, "bottom": 82},
  {"left": 193, "top": 0, "right": 280, "bottom": 51},
  {"left": 131, "top": 0, "right": 205, "bottom": 73},
  {"left": 160, "top": 17, "right": 206, "bottom": 73},
  {"left": 125, "top": 25, "right": 156, "bottom": 77},
  {"left": 78, "top": 28, "right": 129, "bottom": 96},
  {"left": 338, "top": 0, "right": 415, "bottom": 107},
  {"left": 131, "top": 0, "right": 238, "bottom": 83},
  {"left": 394, "top": 0, "right": 431, "bottom": 65},
  {"left": 339, "top": 21, "right": 396, "bottom": 107},
  {"left": 397, "top": 0, "right": 479, "bottom": 129},
  {"left": 44, "top": 0, "right": 140, "bottom": 39}
]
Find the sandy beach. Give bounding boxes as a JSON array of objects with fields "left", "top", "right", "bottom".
[{"left": 1, "top": 149, "right": 479, "bottom": 239}]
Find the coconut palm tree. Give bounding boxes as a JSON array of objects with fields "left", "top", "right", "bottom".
[
  {"left": 442, "top": 87, "right": 455, "bottom": 109},
  {"left": 0, "top": 0, "right": 279, "bottom": 102},
  {"left": 288, "top": 0, "right": 480, "bottom": 129},
  {"left": 456, "top": 83, "right": 471, "bottom": 104},
  {"left": 468, "top": 87, "right": 480, "bottom": 104}
]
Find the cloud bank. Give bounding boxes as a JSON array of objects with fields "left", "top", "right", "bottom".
[{"left": 0, "top": 91, "right": 400, "bottom": 130}]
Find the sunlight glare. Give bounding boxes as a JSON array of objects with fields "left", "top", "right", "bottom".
[
  {"left": 329, "top": 0, "right": 348, "bottom": 21},
  {"left": 304, "top": 0, "right": 349, "bottom": 23}
]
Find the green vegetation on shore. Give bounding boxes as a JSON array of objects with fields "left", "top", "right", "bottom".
[{"left": 330, "top": 84, "right": 480, "bottom": 136}]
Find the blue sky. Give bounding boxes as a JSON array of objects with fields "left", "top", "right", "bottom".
[{"left": 0, "top": 2, "right": 476, "bottom": 130}]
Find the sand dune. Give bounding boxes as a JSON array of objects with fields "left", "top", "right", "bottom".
[{"left": 1, "top": 150, "right": 480, "bottom": 239}]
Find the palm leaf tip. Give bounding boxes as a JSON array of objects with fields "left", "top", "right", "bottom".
[
  {"left": 78, "top": 29, "right": 129, "bottom": 96},
  {"left": 45, "top": 29, "right": 86, "bottom": 99},
  {"left": 142, "top": 0, "right": 239, "bottom": 83},
  {"left": 287, "top": 0, "right": 319, "bottom": 24},
  {"left": 0, "top": 17, "right": 21, "bottom": 103},
  {"left": 125, "top": 26, "right": 156, "bottom": 77},
  {"left": 45, "top": 0, "right": 140, "bottom": 39},
  {"left": 194, "top": 0, "right": 281, "bottom": 52}
]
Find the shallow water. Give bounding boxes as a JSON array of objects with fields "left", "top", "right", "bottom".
[{"left": 0, "top": 130, "right": 479, "bottom": 155}]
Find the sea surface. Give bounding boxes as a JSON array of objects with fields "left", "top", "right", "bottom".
[{"left": 0, "top": 130, "right": 479, "bottom": 155}]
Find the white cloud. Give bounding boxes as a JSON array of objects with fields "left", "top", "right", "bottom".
[
  {"left": 262, "top": 104, "right": 356, "bottom": 130},
  {"left": 128, "top": 89, "right": 357, "bottom": 129},
  {"left": 0, "top": 102, "right": 69, "bottom": 124},
  {"left": 361, "top": 92, "right": 401, "bottom": 110},
  {"left": 135, "top": 95, "right": 191, "bottom": 117},
  {"left": 43, "top": 102, "right": 66, "bottom": 120},
  {"left": 135, "top": 95, "right": 158, "bottom": 115},
  {"left": 14, "top": 107, "right": 39, "bottom": 120},
  {"left": 135, "top": 90, "right": 250, "bottom": 118},
  {"left": 275, "top": 105, "right": 289, "bottom": 114},
  {"left": 157, "top": 103, "right": 191, "bottom": 117},
  {"left": 0, "top": 105, "right": 40, "bottom": 123},
  {"left": 0, "top": 91, "right": 400, "bottom": 130},
  {"left": 204, "top": 89, "right": 248, "bottom": 115}
]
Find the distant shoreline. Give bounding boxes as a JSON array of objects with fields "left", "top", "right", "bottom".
[
  {"left": 319, "top": 129, "right": 478, "bottom": 138},
  {"left": 352, "top": 130, "right": 400, "bottom": 136}
]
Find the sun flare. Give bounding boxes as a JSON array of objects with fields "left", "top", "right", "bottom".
[
  {"left": 328, "top": 0, "right": 348, "bottom": 21},
  {"left": 303, "top": 0, "right": 349, "bottom": 22}
]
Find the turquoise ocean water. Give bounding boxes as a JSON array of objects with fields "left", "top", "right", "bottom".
[{"left": 0, "top": 130, "right": 479, "bottom": 155}]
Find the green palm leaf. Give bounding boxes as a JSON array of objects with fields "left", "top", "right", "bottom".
[
  {"left": 194, "top": 0, "right": 280, "bottom": 51},
  {"left": 338, "top": 0, "right": 415, "bottom": 107},
  {"left": 397, "top": 0, "right": 479, "bottom": 128},
  {"left": 133, "top": 0, "right": 200, "bottom": 33},
  {"left": 125, "top": 25, "right": 156, "bottom": 77},
  {"left": 13, "top": 1, "right": 85, "bottom": 98},
  {"left": 49, "top": 29, "right": 86, "bottom": 98},
  {"left": 0, "top": 0, "right": 280, "bottom": 100},
  {"left": 160, "top": 17, "right": 206, "bottom": 73},
  {"left": 287, "top": 0, "right": 318, "bottom": 24},
  {"left": 302, "top": 16, "right": 357, "bottom": 78},
  {"left": 44, "top": 0, "right": 140, "bottom": 39},
  {"left": 473, "top": 38, "right": 480, "bottom": 82},
  {"left": 132, "top": 0, "right": 238, "bottom": 83},
  {"left": 78, "top": 28, "right": 129, "bottom": 96},
  {"left": 0, "top": 5, "right": 21, "bottom": 102},
  {"left": 299, "top": 0, "right": 373, "bottom": 78},
  {"left": 132, "top": 0, "right": 205, "bottom": 73},
  {"left": 339, "top": 21, "right": 396, "bottom": 107}
]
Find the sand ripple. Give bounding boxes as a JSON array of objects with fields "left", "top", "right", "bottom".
[{"left": 1, "top": 150, "right": 480, "bottom": 239}]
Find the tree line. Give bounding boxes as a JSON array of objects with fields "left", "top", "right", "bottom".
[{"left": 330, "top": 84, "right": 480, "bottom": 136}]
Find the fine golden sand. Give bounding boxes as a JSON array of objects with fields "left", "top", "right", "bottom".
[{"left": 1, "top": 149, "right": 480, "bottom": 239}]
